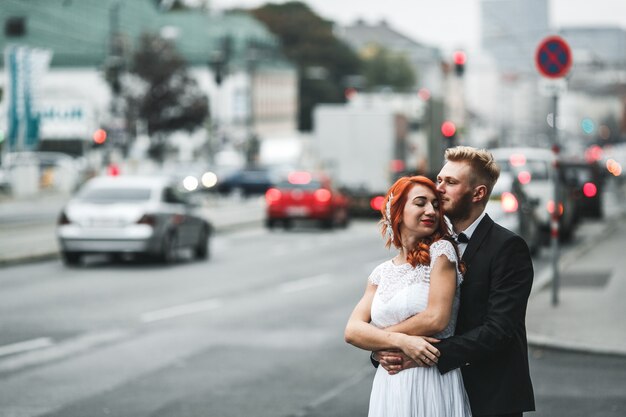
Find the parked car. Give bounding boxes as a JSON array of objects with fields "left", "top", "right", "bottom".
[
  {"left": 265, "top": 171, "right": 350, "bottom": 229},
  {"left": 216, "top": 166, "right": 277, "bottom": 197},
  {"left": 559, "top": 160, "right": 605, "bottom": 220},
  {"left": 491, "top": 147, "right": 577, "bottom": 242},
  {"left": 57, "top": 176, "right": 212, "bottom": 266},
  {"left": 485, "top": 172, "right": 542, "bottom": 255}
]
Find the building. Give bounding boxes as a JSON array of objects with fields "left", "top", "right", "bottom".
[
  {"left": 0, "top": 0, "right": 298, "bottom": 164},
  {"left": 481, "top": 0, "right": 550, "bottom": 74},
  {"left": 559, "top": 26, "right": 626, "bottom": 68},
  {"left": 558, "top": 26, "right": 626, "bottom": 147},
  {"left": 479, "top": 0, "right": 552, "bottom": 147},
  {"left": 336, "top": 19, "right": 443, "bottom": 98}
]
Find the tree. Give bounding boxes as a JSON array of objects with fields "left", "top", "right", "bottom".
[
  {"left": 250, "top": 2, "right": 361, "bottom": 131},
  {"left": 362, "top": 45, "right": 416, "bottom": 91},
  {"left": 124, "top": 33, "right": 208, "bottom": 161}
]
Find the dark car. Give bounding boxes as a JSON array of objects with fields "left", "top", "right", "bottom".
[
  {"left": 560, "top": 160, "right": 605, "bottom": 220},
  {"left": 216, "top": 167, "right": 277, "bottom": 197},
  {"left": 265, "top": 171, "right": 349, "bottom": 230}
]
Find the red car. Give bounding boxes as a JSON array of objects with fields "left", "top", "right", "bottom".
[{"left": 265, "top": 171, "right": 350, "bottom": 229}]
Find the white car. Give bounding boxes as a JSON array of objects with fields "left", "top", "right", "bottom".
[
  {"left": 485, "top": 172, "right": 542, "bottom": 255},
  {"left": 490, "top": 147, "right": 576, "bottom": 242},
  {"left": 57, "top": 176, "right": 212, "bottom": 266}
]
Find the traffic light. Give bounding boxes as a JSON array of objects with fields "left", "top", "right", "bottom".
[
  {"left": 453, "top": 50, "right": 466, "bottom": 77},
  {"left": 441, "top": 121, "right": 456, "bottom": 139},
  {"left": 344, "top": 87, "right": 358, "bottom": 101},
  {"left": 214, "top": 61, "right": 224, "bottom": 86},
  {"left": 210, "top": 36, "right": 233, "bottom": 86},
  {"left": 93, "top": 128, "right": 107, "bottom": 145}
]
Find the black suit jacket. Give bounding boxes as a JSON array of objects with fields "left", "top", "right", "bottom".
[{"left": 436, "top": 214, "right": 535, "bottom": 416}]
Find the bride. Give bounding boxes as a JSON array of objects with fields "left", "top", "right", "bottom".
[{"left": 344, "top": 175, "right": 471, "bottom": 417}]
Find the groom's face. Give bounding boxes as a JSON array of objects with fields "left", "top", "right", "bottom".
[{"left": 436, "top": 161, "right": 475, "bottom": 219}]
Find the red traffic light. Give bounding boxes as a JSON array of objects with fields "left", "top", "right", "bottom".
[
  {"left": 93, "top": 129, "right": 107, "bottom": 144},
  {"left": 441, "top": 121, "right": 456, "bottom": 138},
  {"left": 453, "top": 51, "right": 467, "bottom": 65},
  {"left": 345, "top": 87, "right": 358, "bottom": 101},
  {"left": 453, "top": 51, "right": 466, "bottom": 76}
]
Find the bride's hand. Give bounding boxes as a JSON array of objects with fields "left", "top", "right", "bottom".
[{"left": 397, "top": 335, "right": 440, "bottom": 367}]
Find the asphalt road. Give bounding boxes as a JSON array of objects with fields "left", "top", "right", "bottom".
[
  {"left": 0, "top": 214, "right": 624, "bottom": 416},
  {"left": 0, "top": 220, "right": 387, "bottom": 417}
]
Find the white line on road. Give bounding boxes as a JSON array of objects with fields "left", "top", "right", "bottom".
[
  {"left": 278, "top": 274, "right": 332, "bottom": 294},
  {"left": 0, "top": 337, "right": 54, "bottom": 358},
  {"left": 0, "top": 330, "right": 128, "bottom": 374},
  {"left": 140, "top": 299, "right": 222, "bottom": 323}
]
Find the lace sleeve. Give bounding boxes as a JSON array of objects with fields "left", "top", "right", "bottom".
[
  {"left": 429, "top": 240, "right": 462, "bottom": 284},
  {"left": 430, "top": 239, "right": 458, "bottom": 265},
  {"left": 368, "top": 263, "right": 384, "bottom": 285}
]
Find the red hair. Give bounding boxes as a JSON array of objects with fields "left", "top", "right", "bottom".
[{"left": 380, "top": 176, "right": 455, "bottom": 268}]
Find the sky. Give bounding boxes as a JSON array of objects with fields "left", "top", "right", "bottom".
[{"left": 211, "top": 0, "right": 626, "bottom": 53}]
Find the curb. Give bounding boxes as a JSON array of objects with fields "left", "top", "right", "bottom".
[
  {"left": 0, "top": 252, "right": 60, "bottom": 267},
  {"left": 0, "top": 218, "right": 263, "bottom": 267},
  {"left": 527, "top": 333, "right": 626, "bottom": 357}
]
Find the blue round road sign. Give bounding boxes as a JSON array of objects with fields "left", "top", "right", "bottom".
[{"left": 535, "top": 36, "right": 572, "bottom": 79}]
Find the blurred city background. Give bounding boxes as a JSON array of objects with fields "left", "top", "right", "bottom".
[{"left": 0, "top": 1, "right": 625, "bottom": 416}]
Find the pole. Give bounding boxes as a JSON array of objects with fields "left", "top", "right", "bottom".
[
  {"left": 550, "top": 94, "right": 561, "bottom": 306},
  {"left": 246, "top": 43, "right": 258, "bottom": 167}
]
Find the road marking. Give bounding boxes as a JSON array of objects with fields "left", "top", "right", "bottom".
[
  {"left": 140, "top": 299, "right": 222, "bottom": 323},
  {"left": 0, "top": 330, "right": 128, "bottom": 374},
  {"left": 278, "top": 274, "right": 332, "bottom": 293},
  {"left": 0, "top": 337, "right": 54, "bottom": 357}
]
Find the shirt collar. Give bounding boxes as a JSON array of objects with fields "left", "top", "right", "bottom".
[{"left": 459, "top": 211, "right": 486, "bottom": 240}]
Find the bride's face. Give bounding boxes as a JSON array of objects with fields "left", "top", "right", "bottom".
[{"left": 399, "top": 184, "right": 440, "bottom": 240}]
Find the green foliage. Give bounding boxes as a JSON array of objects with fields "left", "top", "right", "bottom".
[
  {"left": 362, "top": 45, "right": 416, "bottom": 91},
  {"left": 250, "top": 1, "right": 361, "bottom": 131},
  {"left": 128, "top": 33, "right": 208, "bottom": 137}
]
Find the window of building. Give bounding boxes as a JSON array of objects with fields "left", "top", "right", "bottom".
[{"left": 5, "top": 17, "right": 26, "bottom": 37}]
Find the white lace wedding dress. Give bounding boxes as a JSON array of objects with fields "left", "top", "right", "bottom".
[{"left": 368, "top": 239, "right": 472, "bottom": 417}]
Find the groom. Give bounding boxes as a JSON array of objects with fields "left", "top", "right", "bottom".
[{"left": 374, "top": 146, "right": 535, "bottom": 417}]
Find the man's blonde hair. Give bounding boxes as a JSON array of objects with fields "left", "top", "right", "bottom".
[{"left": 444, "top": 146, "right": 500, "bottom": 198}]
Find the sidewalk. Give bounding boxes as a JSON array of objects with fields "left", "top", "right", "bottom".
[
  {"left": 0, "top": 191, "right": 264, "bottom": 266},
  {"left": 526, "top": 210, "right": 626, "bottom": 356},
  {"left": 525, "top": 178, "right": 626, "bottom": 356}
]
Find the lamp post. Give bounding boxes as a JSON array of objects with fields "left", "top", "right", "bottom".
[
  {"left": 104, "top": 0, "right": 126, "bottom": 161},
  {"left": 245, "top": 39, "right": 261, "bottom": 167},
  {"left": 208, "top": 36, "right": 232, "bottom": 163}
]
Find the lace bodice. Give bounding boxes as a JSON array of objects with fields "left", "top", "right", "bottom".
[{"left": 368, "top": 239, "right": 463, "bottom": 338}]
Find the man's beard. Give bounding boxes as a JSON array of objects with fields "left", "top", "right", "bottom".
[{"left": 445, "top": 191, "right": 474, "bottom": 223}]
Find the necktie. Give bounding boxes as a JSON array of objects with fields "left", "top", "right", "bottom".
[{"left": 457, "top": 233, "right": 469, "bottom": 243}]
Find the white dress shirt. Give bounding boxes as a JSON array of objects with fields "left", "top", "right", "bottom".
[{"left": 455, "top": 211, "right": 486, "bottom": 257}]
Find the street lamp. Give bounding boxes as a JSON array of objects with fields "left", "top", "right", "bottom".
[
  {"left": 245, "top": 38, "right": 262, "bottom": 167},
  {"left": 208, "top": 36, "right": 232, "bottom": 163}
]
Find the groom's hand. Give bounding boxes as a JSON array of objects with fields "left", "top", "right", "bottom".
[{"left": 375, "top": 350, "right": 420, "bottom": 375}]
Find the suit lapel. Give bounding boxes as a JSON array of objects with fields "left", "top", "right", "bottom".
[{"left": 462, "top": 214, "right": 494, "bottom": 266}]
